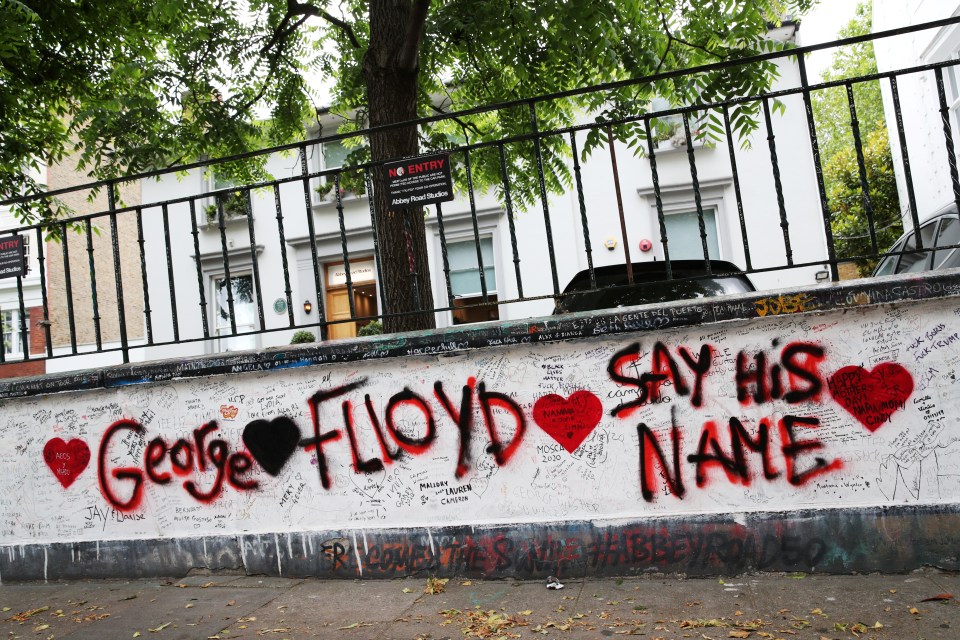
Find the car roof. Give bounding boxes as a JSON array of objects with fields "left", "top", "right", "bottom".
[{"left": 560, "top": 260, "right": 752, "bottom": 293}]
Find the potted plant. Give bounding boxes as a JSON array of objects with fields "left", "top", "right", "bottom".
[{"left": 315, "top": 182, "right": 334, "bottom": 201}]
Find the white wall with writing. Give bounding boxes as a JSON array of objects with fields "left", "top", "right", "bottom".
[{"left": 2, "top": 297, "right": 959, "bottom": 545}]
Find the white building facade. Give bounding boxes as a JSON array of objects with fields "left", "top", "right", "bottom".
[
  {"left": 131, "top": 27, "right": 831, "bottom": 361},
  {"left": 874, "top": 1, "right": 960, "bottom": 222}
]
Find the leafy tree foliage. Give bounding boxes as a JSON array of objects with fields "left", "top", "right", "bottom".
[
  {"left": 2, "top": 0, "right": 814, "bottom": 330},
  {"left": 824, "top": 127, "right": 901, "bottom": 274},
  {"left": 812, "top": 0, "right": 901, "bottom": 274}
]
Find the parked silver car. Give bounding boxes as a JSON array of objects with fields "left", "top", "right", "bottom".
[{"left": 873, "top": 209, "right": 960, "bottom": 276}]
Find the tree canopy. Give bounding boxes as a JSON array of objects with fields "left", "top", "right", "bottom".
[
  {"left": 3, "top": 0, "right": 814, "bottom": 203},
  {"left": 2, "top": 0, "right": 816, "bottom": 330}
]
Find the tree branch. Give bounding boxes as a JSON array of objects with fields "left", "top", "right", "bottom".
[
  {"left": 654, "top": 0, "right": 726, "bottom": 63},
  {"left": 261, "top": 0, "right": 360, "bottom": 56},
  {"left": 429, "top": 105, "right": 484, "bottom": 138},
  {"left": 397, "top": 0, "right": 431, "bottom": 71}
]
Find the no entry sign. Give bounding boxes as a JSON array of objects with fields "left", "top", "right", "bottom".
[
  {"left": 0, "top": 236, "right": 25, "bottom": 279},
  {"left": 384, "top": 153, "right": 454, "bottom": 211}
]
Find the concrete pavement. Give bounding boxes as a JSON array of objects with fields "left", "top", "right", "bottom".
[{"left": 2, "top": 569, "right": 958, "bottom": 639}]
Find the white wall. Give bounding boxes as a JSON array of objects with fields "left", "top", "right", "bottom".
[{"left": 1, "top": 292, "right": 958, "bottom": 545}]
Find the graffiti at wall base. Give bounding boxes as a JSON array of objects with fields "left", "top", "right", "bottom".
[{"left": 3, "top": 297, "right": 960, "bottom": 548}]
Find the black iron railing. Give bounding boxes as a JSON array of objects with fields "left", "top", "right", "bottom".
[{"left": 1, "top": 16, "right": 960, "bottom": 373}]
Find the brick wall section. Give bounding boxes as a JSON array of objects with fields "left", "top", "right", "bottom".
[
  {"left": 0, "top": 359, "right": 44, "bottom": 379},
  {"left": 45, "top": 153, "right": 145, "bottom": 348},
  {"left": 28, "top": 306, "right": 47, "bottom": 357}
]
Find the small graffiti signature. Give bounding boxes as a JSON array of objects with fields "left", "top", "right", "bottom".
[{"left": 755, "top": 293, "right": 817, "bottom": 317}]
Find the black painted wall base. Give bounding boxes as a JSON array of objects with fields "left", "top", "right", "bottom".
[{"left": 3, "top": 505, "right": 958, "bottom": 582}]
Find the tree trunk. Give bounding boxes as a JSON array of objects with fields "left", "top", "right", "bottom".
[{"left": 364, "top": 0, "right": 434, "bottom": 334}]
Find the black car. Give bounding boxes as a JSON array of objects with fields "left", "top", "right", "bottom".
[
  {"left": 873, "top": 209, "right": 960, "bottom": 276},
  {"left": 553, "top": 260, "right": 756, "bottom": 314}
]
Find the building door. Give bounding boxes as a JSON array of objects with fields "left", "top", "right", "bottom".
[{"left": 324, "top": 260, "right": 377, "bottom": 339}]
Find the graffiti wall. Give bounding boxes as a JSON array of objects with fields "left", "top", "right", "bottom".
[{"left": 2, "top": 294, "right": 960, "bottom": 568}]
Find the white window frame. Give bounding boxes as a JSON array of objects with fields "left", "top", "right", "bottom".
[
  {"left": 428, "top": 210, "right": 504, "bottom": 328},
  {"left": 447, "top": 235, "right": 498, "bottom": 299},
  {"left": 637, "top": 179, "right": 731, "bottom": 263},
  {"left": 661, "top": 207, "right": 722, "bottom": 261},
  {"left": 1, "top": 309, "right": 29, "bottom": 360},
  {"left": 211, "top": 272, "right": 259, "bottom": 353}
]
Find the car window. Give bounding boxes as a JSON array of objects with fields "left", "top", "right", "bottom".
[
  {"left": 872, "top": 239, "right": 902, "bottom": 276},
  {"left": 934, "top": 216, "right": 960, "bottom": 269},
  {"left": 896, "top": 221, "right": 938, "bottom": 273}
]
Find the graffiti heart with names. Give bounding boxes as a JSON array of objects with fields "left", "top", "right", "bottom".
[
  {"left": 828, "top": 363, "right": 914, "bottom": 432},
  {"left": 533, "top": 391, "right": 604, "bottom": 453},
  {"left": 42, "top": 438, "right": 91, "bottom": 488}
]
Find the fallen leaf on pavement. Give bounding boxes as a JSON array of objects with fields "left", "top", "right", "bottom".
[
  {"left": 133, "top": 632, "right": 141, "bottom": 638},
  {"left": 461, "top": 580, "right": 473, "bottom": 586},
  {"left": 402, "top": 587, "right": 414, "bottom": 593},
  {"left": 149, "top": 622, "right": 172, "bottom": 632},
  {"left": 338, "top": 622, "right": 373, "bottom": 630},
  {"left": 920, "top": 593, "right": 953, "bottom": 602},
  {"left": 729, "top": 631, "right": 751, "bottom": 639},
  {"left": 6, "top": 605, "right": 49, "bottom": 622},
  {"left": 519, "top": 610, "right": 532, "bottom": 615},
  {"left": 79, "top": 613, "right": 110, "bottom": 622},
  {"left": 909, "top": 607, "right": 920, "bottom": 615},
  {"left": 201, "top": 582, "right": 215, "bottom": 588},
  {"left": 33, "top": 624, "right": 50, "bottom": 632},
  {"left": 680, "top": 619, "right": 728, "bottom": 629},
  {"left": 425, "top": 577, "right": 449, "bottom": 594},
  {"left": 226, "top": 600, "right": 236, "bottom": 606}
]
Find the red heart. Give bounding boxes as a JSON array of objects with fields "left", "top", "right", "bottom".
[
  {"left": 533, "top": 391, "right": 603, "bottom": 453},
  {"left": 43, "top": 438, "right": 91, "bottom": 488},
  {"left": 828, "top": 363, "right": 914, "bottom": 432}
]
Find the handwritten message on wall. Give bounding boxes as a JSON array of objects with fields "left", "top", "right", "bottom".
[{"left": 2, "top": 298, "right": 959, "bottom": 545}]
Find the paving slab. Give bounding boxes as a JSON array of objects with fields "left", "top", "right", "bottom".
[{"left": 1, "top": 570, "right": 959, "bottom": 639}]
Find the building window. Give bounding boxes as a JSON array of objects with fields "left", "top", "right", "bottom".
[
  {"left": 20, "top": 234, "right": 30, "bottom": 275},
  {"left": 448, "top": 237, "right": 499, "bottom": 324},
  {"left": 650, "top": 97, "right": 706, "bottom": 150},
  {"left": 1, "top": 310, "right": 29, "bottom": 358},
  {"left": 315, "top": 140, "right": 364, "bottom": 202},
  {"left": 213, "top": 274, "right": 257, "bottom": 351},
  {"left": 662, "top": 209, "right": 720, "bottom": 261},
  {"left": 203, "top": 175, "right": 249, "bottom": 226},
  {"left": 323, "top": 140, "right": 350, "bottom": 171}
]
